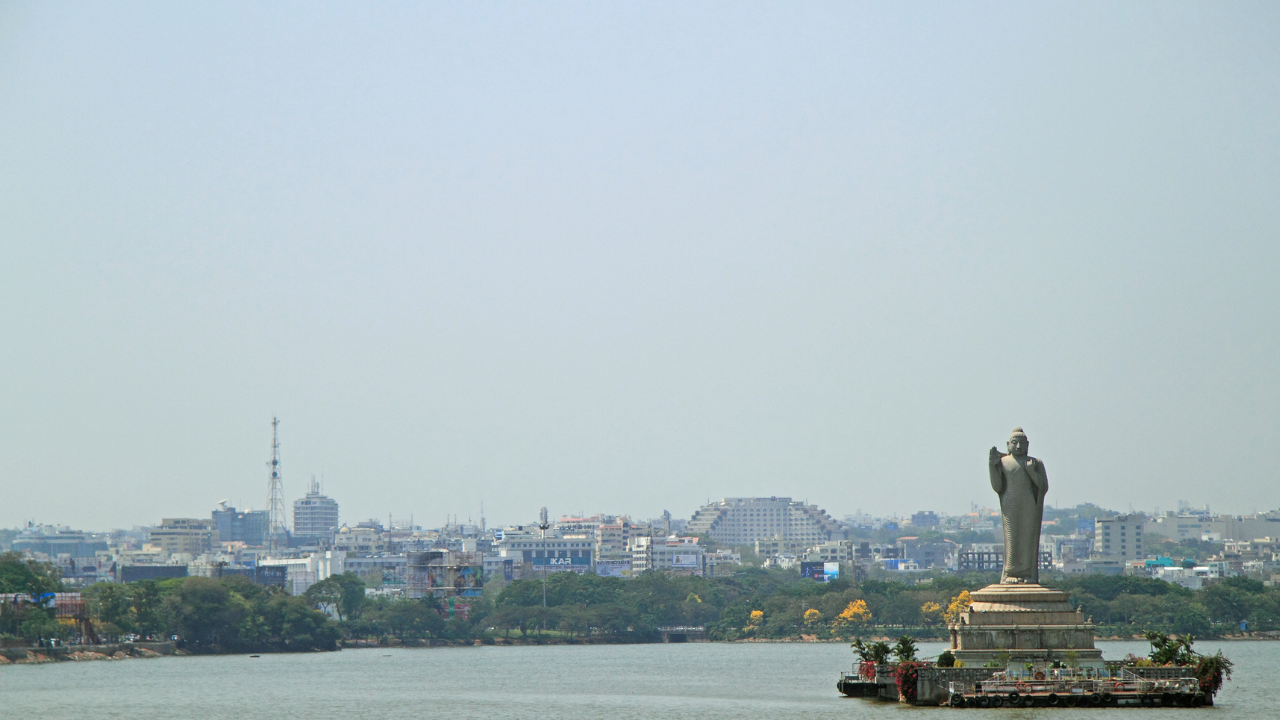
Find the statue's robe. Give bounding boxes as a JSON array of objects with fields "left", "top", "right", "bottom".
[{"left": 990, "top": 454, "right": 1048, "bottom": 583}]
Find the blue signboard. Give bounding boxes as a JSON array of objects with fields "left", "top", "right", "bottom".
[{"left": 532, "top": 556, "right": 591, "bottom": 566}]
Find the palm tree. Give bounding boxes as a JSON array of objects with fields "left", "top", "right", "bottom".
[{"left": 893, "top": 635, "right": 918, "bottom": 663}]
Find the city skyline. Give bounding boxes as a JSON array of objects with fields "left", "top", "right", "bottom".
[{"left": 3, "top": 485, "right": 1256, "bottom": 538}]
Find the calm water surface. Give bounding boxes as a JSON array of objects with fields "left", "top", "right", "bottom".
[{"left": 0, "top": 640, "right": 1270, "bottom": 719}]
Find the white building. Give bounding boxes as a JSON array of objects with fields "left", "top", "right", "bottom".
[
  {"left": 630, "top": 536, "right": 703, "bottom": 575},
  {"left": 259, "top": 550, "right": 346, "bottom": 595},
  {"left": 1156, "top": 565, "right": 1224, "bottom": 590},
  {"left": 333, "top": 525, "right": 385, "bottom": 554},
  {"left": 293, "top": 478, "right": 340, "bottom": 541},
  {"left": 343, "top": 554, "right": 406, "bottom": 587},
  {"left": 704, "top": 550, "right": 742, "bottom": 577},
  {"left": 1144, "top": 510, "right": 1280, "bottom": 543},
  {"left": 686, "top": 497, "right": 843, "bottom": 547},
  {"left": 764, "top": 553, "right": 799, "bottom": 570},
  {"left": 803, "top": 541, "right": 852, "bottom": 564},
  {"left": 492, "top": 532, "right": 596, "bottom": 576},
  {"left": 554, "top": 515, "right": 611, "bottom": 535},
  {"left": 595, "top": 519, "right": 652, "bottom": 562}
]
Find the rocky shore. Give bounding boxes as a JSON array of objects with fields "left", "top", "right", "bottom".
[{"left": 0, "top": 642, "right": 174, "bottom": 665}]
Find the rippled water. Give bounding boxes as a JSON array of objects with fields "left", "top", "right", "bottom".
[{"left": 0, "top": 640, "right": 1270, "bottom": 719}]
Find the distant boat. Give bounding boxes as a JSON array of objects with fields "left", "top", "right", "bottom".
[{"left": 249, "top": 655, "right": 260, "bottom": 658}]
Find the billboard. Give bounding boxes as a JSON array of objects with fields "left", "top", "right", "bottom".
[
  {"left": 671, "top": 554, "right": 699, "bottom": 568},
  {"left": 800, "top": 562, "right": 840, "bottom": 582},
  {"left": 119, "top": 565, "right": 188, "bottom": 583},
  {"left": 595, "top": 560, "right": 630, "bottom": 578},
  {"left": 502, "top": 559, "right": 513, "bottom": 581}
]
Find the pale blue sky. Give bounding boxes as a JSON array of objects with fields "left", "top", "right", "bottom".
[{"left": 2, "top": 2, "right": 1278, "bottom": 531}]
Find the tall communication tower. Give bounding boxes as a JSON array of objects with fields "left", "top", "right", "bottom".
[{"left": 267, "top": 417, "right": 287, "bottom": 552}]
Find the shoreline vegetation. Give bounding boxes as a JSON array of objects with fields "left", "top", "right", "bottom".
[{"left": 4, "top": 551, "right": 1280, "bottom": 663}]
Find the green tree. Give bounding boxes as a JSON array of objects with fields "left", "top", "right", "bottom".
[
  {"left": 167, "top": 577, "right": 239, "bottom": 649},
  {"left": 20, "top": 610, "right": 67, "bottom": 642},
  {"left": 333, "top": 572, "right": 367, "bottom": 621},
  {"left": 1173, "top": 603, "right": 1212, "bottom": 636},
  {"left": 94, "top": 583, "right": 136, "bottom": 633},
  {"left": 302, "top": 573, "right": 366, "bottom": 622},
  {"left": 851, "top": 638, "right": 891, "bottom": 663},
  {"left": 892, "top": 635, "right": 918, "bottom": 662},
  {"left": 1145, "top": 631, "right": 1197, "bottom": 665},
  {"left": 305, "top": 578, "right": 343, "bottom": 618},
  {"left": 868, "top": 640, "right": 892, "bottom": 664},
  {"left": 1201, "top": 583, "right": 1252, "bottom": 624},
  {"left": 0, "top": 552, "right": 62, "bottom": 594},
  {"left": 373, "top": 598, "right": 446, "bottom": 640},
  {"left": 131, "top": 580, "right": 165, "bottom": 636},
  {"left": 275, "top": 595, "right": 341, "bottom": 650}
]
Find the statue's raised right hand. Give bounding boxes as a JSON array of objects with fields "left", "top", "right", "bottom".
[{"left": 989, "top": 446, "right": 1003, "bottom": 466}]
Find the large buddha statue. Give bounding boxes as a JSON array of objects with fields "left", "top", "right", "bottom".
[{"left": 988, "top": 427, "right": 1047, "bottom": 583}]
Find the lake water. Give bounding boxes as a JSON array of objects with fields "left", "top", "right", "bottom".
[{"left": 0, "top": 640, "right": 1271, "bottom": 719}]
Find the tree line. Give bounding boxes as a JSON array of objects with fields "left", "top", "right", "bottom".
[
  {"left": 5, "top": 551, "right": 1280, "bottom": 652},
  {"left": 482, "top": 569, "right": 1280, "bottom": 640}
]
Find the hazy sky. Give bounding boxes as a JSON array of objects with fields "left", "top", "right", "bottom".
[{"left": 2, "top": 3, "right": 1278, "bottom": 532}]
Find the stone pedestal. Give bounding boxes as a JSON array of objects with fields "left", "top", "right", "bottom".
[{"left": 950, "top": 583, "right": 1103, "bottom": 668}]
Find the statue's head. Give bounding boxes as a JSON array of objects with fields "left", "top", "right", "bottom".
[{"left": 1007, "top": 428, "right": 1029, "bottom": 456}]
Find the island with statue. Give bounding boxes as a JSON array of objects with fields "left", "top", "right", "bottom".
[{"left": 836, "top": 428, "right": 1233, "bottom": 708}]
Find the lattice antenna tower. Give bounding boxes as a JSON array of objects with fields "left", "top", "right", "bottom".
[{"left": 267, "top": 416, "right": 287, "bottom": 551}]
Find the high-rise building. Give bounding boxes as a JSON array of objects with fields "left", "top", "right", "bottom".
[
  {"left": 212, "top": 504, "right": 270, "bottom": 547},
  {"left": 293, "top": 477, "right": 339, "bottom": 541},
  {"left": 685, "top": 497, "right": 843, "bottom": 547},
  {"left": 595, "top": 518, "right": 651, "bottom": 562},
  {"left": 910, "top": 511, "right": 940, "bottom": 527},
  {"left": 1093, "top": 514, "right": 1143, "bottom": 561}
]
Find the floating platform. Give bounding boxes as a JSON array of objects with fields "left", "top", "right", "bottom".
[
  {"left": 947, "top": 667, "right": 1207, "bottom": 708},
  {"left": 835, "top": 677, "right": 880, "bottom": 698},
  {"left": 837, "top": 662, "right": 1210, "bottom": 707}
]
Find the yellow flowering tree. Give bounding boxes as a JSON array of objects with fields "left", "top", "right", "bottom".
[
  {"left": 920, "top": 601, "right": 943, "bottom": 626},
  {"left": 804, "top": 608, "right": 823, "bottom": 625},
  {"left": 832, "top": 599, "right": 872, "bottom": 635},
  {"left": 943, "top": 591, "right": 972, "bottom": 625},
  {"left": 749, "top": 610, "right": 764, "bottom": 626}
]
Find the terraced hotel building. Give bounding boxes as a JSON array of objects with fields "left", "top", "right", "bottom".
[{"left": 685, "top": 497, "right": 843, "bottom": 546}]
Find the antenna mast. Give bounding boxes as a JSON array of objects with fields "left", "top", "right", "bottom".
[
  {"left": 267, "top": 417, "right": 287, "bottom": 552},
  {"left": 539, "top": 507, "right": 550, "bottom": 611}
]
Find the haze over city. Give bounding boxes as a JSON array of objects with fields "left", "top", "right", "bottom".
[{"left": 2, "top": 3, "right": 1278, "bottom": 531}]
